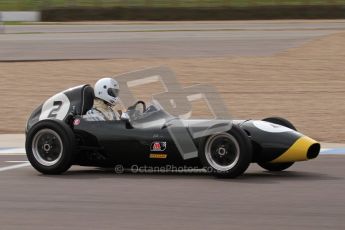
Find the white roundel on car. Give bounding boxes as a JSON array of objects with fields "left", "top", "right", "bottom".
[
  {"left": 253, "top": 121, "right": 291, "bottom": 133},
  {"left": 39, "top": 93, "right": 70, "bottom": 121}
]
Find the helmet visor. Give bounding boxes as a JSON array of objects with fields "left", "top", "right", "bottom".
[{"left": 108, "top": 88, "right": 119, "bottom": 98}]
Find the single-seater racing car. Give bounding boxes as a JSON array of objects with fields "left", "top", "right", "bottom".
[{"left": 25, "top": 84, "right": 320, "bottom": 178}]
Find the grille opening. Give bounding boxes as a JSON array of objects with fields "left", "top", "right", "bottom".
[{"left": 307, "top": 143, "right": 320, "bottom": 159}]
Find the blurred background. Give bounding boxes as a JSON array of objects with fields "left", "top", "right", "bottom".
[
  {"left": 2, "top": 0, "right": 345, "bottom": 21},
  {"left": 0, "top": 0, "right": 344, "bottom": 143},
  {"left": 1, "top": 0, "right": 345, "bottom": 10}
]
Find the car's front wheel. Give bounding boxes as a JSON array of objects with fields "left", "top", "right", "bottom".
[
  {"left": 199, "top": 125, "right": 252, "bottom": 178},
  {"left": 26, "top": 120, "right": 76, "bottom": 174}
]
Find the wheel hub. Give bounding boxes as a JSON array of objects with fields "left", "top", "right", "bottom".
[
  {"left": 43, "top": 143, "right": 51, "bottom": 152},
  {"left": 217, "top": 147, "right": 227, "bottom": 156}
]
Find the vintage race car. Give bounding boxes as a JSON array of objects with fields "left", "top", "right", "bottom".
[{"left": 25, "top": 84, "right": 320, "bottom": 178}]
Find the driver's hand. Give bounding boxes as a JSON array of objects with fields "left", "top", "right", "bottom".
[{"left": 121, "top": 112, "right": 130, "bottom": 120}]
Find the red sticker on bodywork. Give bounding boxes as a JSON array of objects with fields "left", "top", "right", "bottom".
[
  {"left": 150, "top": 141, "right": 167, "bottom": 151},
  {"left": 73, "top": 119, "right": 81, "bottom": 126}
]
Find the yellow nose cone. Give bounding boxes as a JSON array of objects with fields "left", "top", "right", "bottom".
[{"left": 270, "top": 136, "right": 320, "bottom": 163}]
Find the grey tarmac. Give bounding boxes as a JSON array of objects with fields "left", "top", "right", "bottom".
[
  {"left": 0, "top": 154, "right": 344, "bottom": 230},
  {"left": 1, "top": 20, "right": 345, "bottom": 61}
]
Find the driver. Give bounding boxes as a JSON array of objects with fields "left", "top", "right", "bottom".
[{"left": 85, "top": 77, "right": 122, "bottom": 121}]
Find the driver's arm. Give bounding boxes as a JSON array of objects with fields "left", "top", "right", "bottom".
[
  {"left": 112, "top": 103, "right": 125, "bottom": 120},
  {"left": 83, "top": 109, "right": 106, "bottom": 121}
]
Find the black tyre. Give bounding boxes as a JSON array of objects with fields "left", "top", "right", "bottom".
[
  {"left": 199, "top": 125, "right": 252, "bottom": 178},
  {"left": 25, "top": 119, "right": 76, "bottom": 174},
  {"left": 258, "top": 117, "right": 296, "bottom": 171}
]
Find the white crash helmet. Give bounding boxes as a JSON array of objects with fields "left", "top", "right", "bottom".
[{"left": 94, "top": 78, "right": 120, "bottom": 105}]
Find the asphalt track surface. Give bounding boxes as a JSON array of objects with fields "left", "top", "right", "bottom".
[
  {"left": 0, "top": 154, "right": 344, "bottom": 230},
  {"left": 1, "top": 20, "right": 345, "bottom": 61}
]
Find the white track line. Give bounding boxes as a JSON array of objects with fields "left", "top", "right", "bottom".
[
  {"left": 6, "top": 160, "right": 29, "bottom": 163},
  {"left": 0, "top": 148, "right": 25, "bottom": 154},
  {"left": 0, "top": 162, "right": 31, "bottom": 172}
]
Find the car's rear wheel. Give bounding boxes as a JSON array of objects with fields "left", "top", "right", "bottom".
[
  {"left": 257, "top": 117, "right": 296, "bottom": 172},
  {"left": 26, "top": 120, "right": 76, "bottom": 174},
  {"left": 199, "top": 125, "right": 252, "bottom": 178}
]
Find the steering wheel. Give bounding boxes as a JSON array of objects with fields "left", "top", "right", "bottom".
[
  {"left": 129, "top": 100, "right": 146, "bottom": 113},
  {"left": 126, "top": 101, "right": 147, "bottom": 121}
]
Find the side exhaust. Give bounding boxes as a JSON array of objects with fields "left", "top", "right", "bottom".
[{"left": 270, "top": 136, "right": 320, "bottom": 163}]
